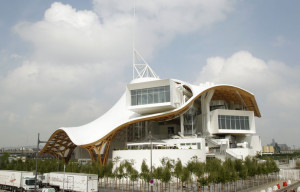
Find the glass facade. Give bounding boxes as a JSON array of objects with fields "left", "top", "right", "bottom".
[
  {"left": 218, "top": 115, "right": 250, "bottom": 130},
  {"left": 183, "top": 105, "right": 199, "bottom": 135},
  {"left": 131, "top": 85, "right": 170, "bottom": 106}
]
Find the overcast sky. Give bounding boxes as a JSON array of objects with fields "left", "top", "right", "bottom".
[{"left": 0, "top": 0, "right": 299, "bottom": 148}]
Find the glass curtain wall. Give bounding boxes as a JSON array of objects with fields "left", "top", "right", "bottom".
[
  {"left": 127, "top": 122, "right": 147, "bottom": 142},
  {"left": 218, "top": 115, "right": 250, "bottom": 130},
  {"left": 131, "top": 86, "right": 170, "bottom": 106},
  {"left": 184, "top": 104, "right": 200, "bottom": 135}
]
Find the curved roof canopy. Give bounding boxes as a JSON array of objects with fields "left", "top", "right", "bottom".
[{"left": 40, "top": 80, "right": 261, "bottom": 163}]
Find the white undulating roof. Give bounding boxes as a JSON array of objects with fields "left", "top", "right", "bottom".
[{"left": 55, "top": 79, "right": 259, "bottom": 146}]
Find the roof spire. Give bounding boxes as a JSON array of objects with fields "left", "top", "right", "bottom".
[
  {"left": 133, "top": 48, "right": 159, "bottom": 79},
  {"left": 132, "top": 0, "right": 159, "bottom": 80}
]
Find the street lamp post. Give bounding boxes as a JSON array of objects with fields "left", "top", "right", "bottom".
[
  {"left": 35, "top": 133, "right": 54, "bottom": 191},
  {"left": 63, "top": 164, "right": 66, "bottom": 192},
  {"left": 149, "top": 131, "right": 153, "bottom": 192},
  {"left": 34, "top": 133, "right": 39, "bottom": 192}
]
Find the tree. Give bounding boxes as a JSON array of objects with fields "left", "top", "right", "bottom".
[
  {"left": 140, "top": 159, "right": 150, "bottom": 190},
  {"left": 129, "top": 168, "right": 139, "bottom": 191},
  {"left": 0, "top": 152, "right": 10, "bottom": 169},
  {"left": 160, "top": 157, "right": 174, "bottom": 191},
  {"left": 161, "top": 157, "right": 174, "bottom": 170},
  {"left": 223, "top": 158, "right": 238, "bottom": 182},
  {"left": 153, "top": 166, "right": 163, "bottom": 191},
  {"left": 195, "top": 161, "right": 205, "bottom": 190},
  {"left": 265, "top": 158, "right": 279, "bottom": 173},
  {"left": 103, "top": 160, "right": 113, "bottom": 188},
  {"left": 222, "top": 158, "right": 238, "bottom": 191},
  {"left": 234, "top": 159, "right": 248, "bottom": 180},
  {"left": 180, "top": 167, "right": 190, "bottom": 192},
  {"left": 198, "top": 177, "right": 208, "bottom": 192},
  {"left": 245, "top": 157, "right": 257, "bottom": 177},
  {"left": 174, "top": 159, "right": 183, "bottom": 191},
  {"left": 98, "top": 164, "right": 105, "bottom": 187},
  {"left": 205, "top": 158, "right": 223, "bottom": 191},
  {"left": 123, "top": 160, "right": 138, "bottom": 191},
  {"left": 161, "top": 166, "right": 172, "bottom": 191},
  {"left": 187, "top": 157, "right": 199, "bottom": 190}
]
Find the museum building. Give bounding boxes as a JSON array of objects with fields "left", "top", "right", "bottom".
[{"left": 41, "top": 50, "right": 262, "bottom": 170}]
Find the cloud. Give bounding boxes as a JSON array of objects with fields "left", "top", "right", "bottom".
[
  {"left": 195, "top": 51, "right": 300, "bottom": 103},
  {"left": 1, "top": 2, "right": 130, "bottom": 146},
  {"left": 93, "top": 0, "right": 235, "bottom": 57},
  {"left": 0, "top": 1, "right": 235, "bottom": 146},
  {"left": 195, "top": 51, "right": 300, "bottom": 146},
  {"left": 13, "top": 2, "right": 132, "bottom": 66},
  {"left": 196, "top": 51, "right": 281, "bottom": 91}
]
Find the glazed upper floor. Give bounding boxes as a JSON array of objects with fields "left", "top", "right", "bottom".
[{"left": 126, "top": 78, "right": 260, "bottom": 117}]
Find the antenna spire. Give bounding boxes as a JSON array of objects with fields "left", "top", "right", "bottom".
[
  {"left": 132, "top": 0, "right": 159, "bottom": 80},
  {"left": 133, "top": 49, "right": 159, "bottom": 79},
  {"left": 132, "top": 0, "right": 136, "bottom": 79}
]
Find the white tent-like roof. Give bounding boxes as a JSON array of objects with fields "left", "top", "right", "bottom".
[{"left": 41, "top": 79, "right": 260, "bottom": 164}]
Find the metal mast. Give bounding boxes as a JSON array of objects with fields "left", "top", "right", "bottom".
[{"left": 132, "top": 0, "right": 159, "bottom": 80}]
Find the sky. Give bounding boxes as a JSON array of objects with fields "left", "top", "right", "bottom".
[{"left": 0, "top": 0, "right": 300, "bottom": 148}]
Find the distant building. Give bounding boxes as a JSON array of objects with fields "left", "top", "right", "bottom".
[
  {"left": 262, "top": 146, "right": 275, "bottom": 154},
  {"left": 269, "top": 138, "right": 291, "bottom": 153},
  {"left": 280, "top": 150, "right": 295, "bottom": 154},
  {"left": 278, "top": 144, "right": 290, "bottom": 151}
]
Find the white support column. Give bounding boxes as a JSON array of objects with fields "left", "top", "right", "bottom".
[
  {"left": 180, "top": 114, "right": 184, "bottom": 136},
  {"left": 201, "top": 90, "right": 214, "bottom": 136},
  {"left": 206, "top": 90, "right": 214, "bottom": 136},
  {"left": 201, "top": 94, "right": 206, "bottom": 136},
  {"left": 145, "top": 121, "right": 148, "bottom": 139}
]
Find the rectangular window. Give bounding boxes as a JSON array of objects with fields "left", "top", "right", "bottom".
[
  {"left": 165, "top": 85, "right": 170, "bottom": 92},
  {"left": 131, "top": 95, "right": 137, "bottom": 105},
  {"left": 197, "top": 143, "right": 201, "bottom": 149},
  {"left": 240, "top": 117, "right": 245, "bottom": 130},
  {"left": 137, "top": 95, "right": 142, "bottom": 105},
  {"left": 148, "top": 93, "right": 153, "bottom": 104},
  {"left": 159, "top": 86, "right": 164, "bottom": 92},
  {"left": 154, "top": 92, "right": 159, "bottom": 103},
  {"left": 231, "top": 116, "right": 236, "bottom": 130},
  {"left": 130, "top": 85, "right": 171, "bottom": 106},
  {"left": 236, "top": 116, "right": 241, "bottom": 130},
  {"left": 142, "top": 89, "right": 147, "bottom": 94},
  {"left": 245, "top": 117, "right": 249, "bottom": 130},
  {"left": 158, "top": 92, "right": 163, "bottom": 103},
  {"left": 226, "top": 116, "right": 231, "bottom": 130},
  {"left": 166, "top": 91, "right": 170, "bottom": 102},
  {"left": 218, "top": 115, "right": 250, "bottom": 130},
  {"left": 168, "top": 127, "right": 174, "bottom": 134},
  {"left": 221, "top": 118, "right": 225, "bottom": 129},
  {"left": 142, "top": 94, "right": 147, "bottom": 105}
]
